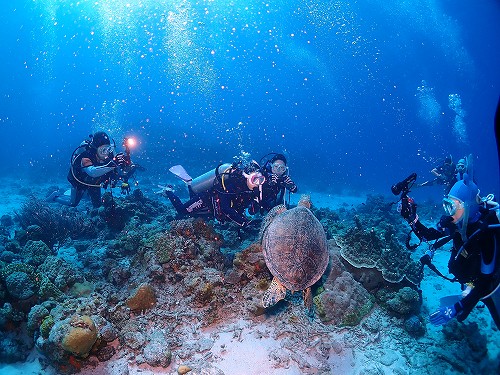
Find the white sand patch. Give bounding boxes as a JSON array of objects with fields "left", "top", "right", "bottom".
[
  {"left": 0, "top": 177, "right": 32, "bottom": 218},
  {"left": 207, "top": 321, "right": 303, "bottom": 375},
  {"left": 0, "top": 350, "right": 56, "bottom": 375}
]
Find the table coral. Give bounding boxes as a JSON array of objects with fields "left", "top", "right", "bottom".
[{"left": 335, "top": 225, "right": 423, "bottom": 287}]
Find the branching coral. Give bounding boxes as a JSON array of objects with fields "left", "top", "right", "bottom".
[{"left": 16, "top": 197, "right": 90, "bottom": 246}]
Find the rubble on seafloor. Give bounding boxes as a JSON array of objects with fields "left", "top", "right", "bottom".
[{"left": 0, "top": 192, "right": 498, "bottom": 374}]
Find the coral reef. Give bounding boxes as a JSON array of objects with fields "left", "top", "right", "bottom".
[
  {"left": 229, "top": 243, "right": 271, "bottom": 285},
  {"left": 404, "top": 315, "right": 426, "bottom": 337},
  {"left": 60, "top": 315, "right": 98, "bottom": 357},
  {"left": 377, "top": 287, "right": 422, "bottom": 317},
  {"left": 5, "top": 271, "right": 38, "bottom": 300},
  {"left": 38, "top": 255, "right": 85, "bottom": 292},
  {"left": 21, "top": 240, "right": 53, "bottom": 267},
  {"left": 152, "top": 217, "right": 224, "bottom": 272},
  {"left": 0, "top": 335, "right": 30, "bottom": 363},
  {"left": 37, "top": 314, "right": 98, "bottom": 369},
  {"left": 140, "top": 330, "right": 172, "bottom": 367},
  {"left": 2, "top": 185, "right": 497, "bottom": 375},
  {"left": 0, "top": 262, "right": 65, "bottom": 307}
]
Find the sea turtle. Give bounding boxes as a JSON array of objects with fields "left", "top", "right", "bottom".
[{"left": 260, "top": 195, "right": 329, "bottom": 311}]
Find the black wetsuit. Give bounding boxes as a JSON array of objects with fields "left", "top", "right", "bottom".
[
  {"left": 249, "top": 166, "right": 298, "bottom": 214},
  {"left": 165, "top": 168, "right": 258, "bottom": 226},
  {"left": 410, "top": 209, "right": 500, "bottom": 328},
  {"left": 68, "top": 150, "right": 114, "bottom": 208}
]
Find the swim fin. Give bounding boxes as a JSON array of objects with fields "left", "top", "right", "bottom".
[
  {"left": 439, "top": 294, "right": 461, "bottom": 307},
  {"left": 169, "top": 165, "right": 192, "bottom": 183}
]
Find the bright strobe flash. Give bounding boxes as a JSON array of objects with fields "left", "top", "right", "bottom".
[{"left": 124, "top": 137, "right": 136, "bottom": 148}]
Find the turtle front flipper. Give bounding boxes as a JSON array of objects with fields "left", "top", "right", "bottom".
[
  {"left": 262, "top": 278, "right": 287, "bottom": 308},
  {"left": 303, "top": 287, "right": 314, "bottom": 316}
]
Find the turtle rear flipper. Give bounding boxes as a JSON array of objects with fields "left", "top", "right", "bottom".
[{"left": 262, "top": 278, "right": 287, "bottom": 308}]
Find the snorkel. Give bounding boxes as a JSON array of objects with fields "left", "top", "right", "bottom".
[{"left": 242, "top": 160, "right": 266, "bottom": 201}]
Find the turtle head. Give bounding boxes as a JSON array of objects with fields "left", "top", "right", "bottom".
[{"left": 297, "top": 194, "right": 312, "bottom": 209}]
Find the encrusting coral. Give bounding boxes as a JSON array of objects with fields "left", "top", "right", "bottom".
[
  {"left": 126, "top": 283, "right": 157, "bottom": 312},
  {"left": 20, "top": 240, "right": 52, "bottom": 267}
]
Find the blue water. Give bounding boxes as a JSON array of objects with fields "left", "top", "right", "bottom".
[{"left": 1, "top": 0, "right": 499, "bottom": 199}]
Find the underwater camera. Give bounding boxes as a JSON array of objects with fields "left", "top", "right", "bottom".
[
  {"left": 122, "top": 137, "right": 137, "bottom": 165},
  {"left": 391, "top": 172, "right": 417, "bottom": 196}
]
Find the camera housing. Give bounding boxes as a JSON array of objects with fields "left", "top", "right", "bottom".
[{"left": 391, "top": 173, "right": 417, "bottom": 196}]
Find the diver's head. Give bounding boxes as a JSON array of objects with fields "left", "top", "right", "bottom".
[
  {"left": 456, "top": 158, "right": 467, "bottom": 174},
  {"left": 244, "top": 171, "right": 266, "bottom": 190},
  {"left": 443, "top": 173, "right": 480, "bottom": 224},
  {"left": 270, "top": 154, "right": 288, "bottom": 176},
  {"left": 242, "top": 161, "right": 265, "bottom": 189},
  {"left": 90, "top": 131, "right": 113, "bottom": 160},
  {"left": 444, "top": 155, "right": 453, "bottom": 165}
]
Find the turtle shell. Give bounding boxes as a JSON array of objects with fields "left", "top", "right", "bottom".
[{"left": 262, "top": 206, "right": 328, "bottom": 291}]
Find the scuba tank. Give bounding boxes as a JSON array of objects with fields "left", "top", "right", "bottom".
[{"left": 190, "top": 163, "right": 233, "bottom": 194}]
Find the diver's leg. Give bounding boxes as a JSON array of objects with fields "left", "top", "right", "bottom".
[
  {"left": 88, "top": 187, "right": 102, "bottom": 208},
  {"left": 188, "top": 185, "right": 195, "bottom": 199},
  {"left": 51, "top": 186, "right": 83, "bottom": 207},
  {"left": 164, "top": 190, "right": 189, "bottom": 215},
  {"left": 483, "top": 297, "right": 500, "bottom": 330}
]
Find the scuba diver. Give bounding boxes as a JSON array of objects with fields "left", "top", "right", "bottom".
[
  {"left": 249, "top": 153, "right": 298, "bottom": 214},
  {"left": 418, "top": 155, "right": 471, "bottom": 194},
  {"left": 455, "top": 157, "right": 468, "bottom": 181},
  {"left": 159, "top": 161, "right": 266, "bottom": 227},
  {"left": 394, "top": 166, "right": 500, "bottom": 328},
  {"left": 417, "top": 155, "right": 457, "bottom": 193},
  {"left": 47, "top": 131, "right": 129, "bottom": 208}
]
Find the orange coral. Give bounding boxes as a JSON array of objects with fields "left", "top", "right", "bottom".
[{"left": 126, "top": 283, "right": 157, "bottom": 312}]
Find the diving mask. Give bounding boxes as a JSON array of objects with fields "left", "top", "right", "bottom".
[
  {"left": 97, "top": 144, "right": 114, "bottom": 158},
  {"left": 443, "top": 196, "right": 465, "bottom": 221},
  {"left": 456, "top": 159, "right": 467, "bottom": 173},
  {"left": 272, "top": 162, "right": 287, "bottom": 174},
  {"left": 249, "top": 172, "right": 265, "bottom": 186}
]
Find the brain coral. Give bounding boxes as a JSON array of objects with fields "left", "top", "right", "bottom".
[
  {"left": 315, "top": 271, "right": 374, "bottom": 326},
  {"left": 50, "top": 315, "right": 98, "bottom": 358}
]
